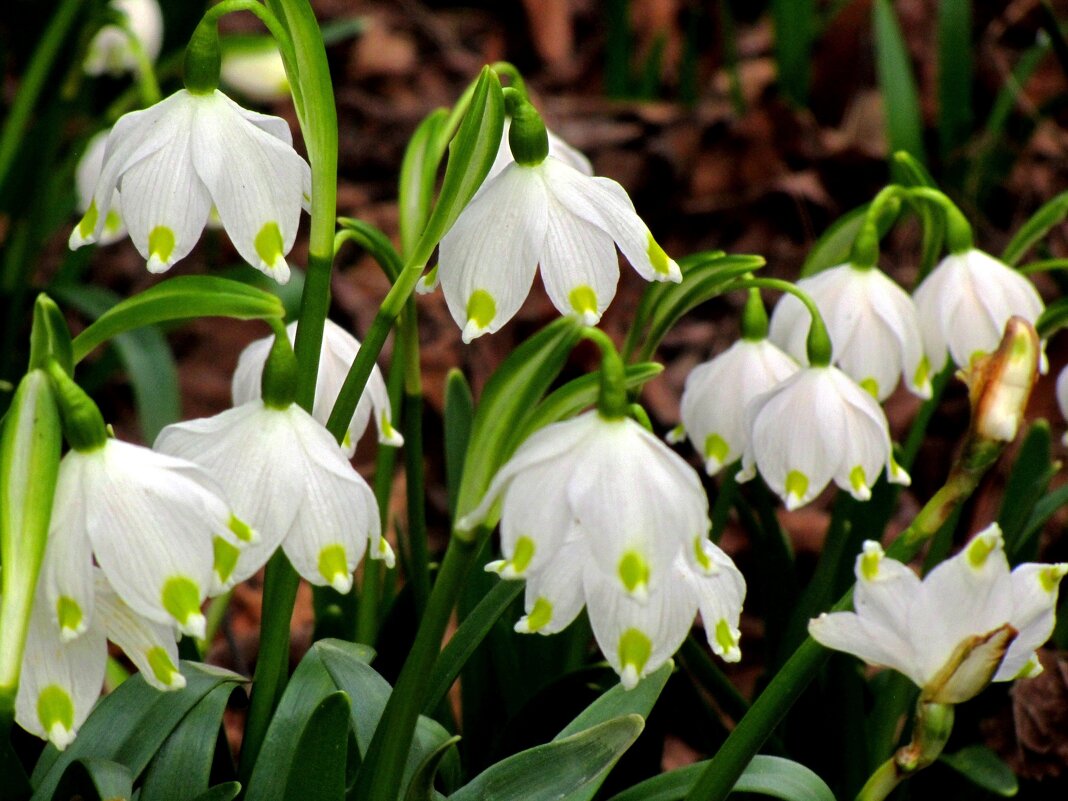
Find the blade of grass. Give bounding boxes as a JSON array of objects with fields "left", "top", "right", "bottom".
[
  {"left": 938, "top": 0, "right": 973, "bottom": 164},
  {"left": 873, "top": 0, "right": 927, "bottom": 170}
]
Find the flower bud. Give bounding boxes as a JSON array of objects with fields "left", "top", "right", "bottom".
[{"left": 961, "top": 316, "right": 1039, "bottom": 443}]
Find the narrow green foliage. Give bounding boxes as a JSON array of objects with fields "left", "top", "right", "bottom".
[
  {"left": 939, "top": 745, "right": 1018, "bottom": 797},
  {"left": 282, "top": 692, "right": 351, "bottom": 801},
  {"left": 1002, "top": 190, "right": 1068, "bottom": 265},
  {"left": 772, "top": 0, "right": 815, "bottom": 106},
  {"left": 874, "top": 0, "right": 927, "bottom": 168},
  {"left": 937, "top": 0, "right": 973, "bottom": 163}
]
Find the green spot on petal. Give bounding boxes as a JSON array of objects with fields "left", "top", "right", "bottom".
[
  {"left": 161, "top": 576, "right": 202, "bottom": 631},
  {"left": 36, "top": 685, "right": 74, "bottom": 739},
  {"left": 860, "top": 378, "right": 879, "bottom": 398},
  {"left": 568, "top": 285, "right": 598, "bottom": 319},
  {"left": 714, "top": 619, "right": 738, "bottom": 655},
  {"left": 618, "top": 551, "right": 650, "bottom": 594},
  {"left": 146, "top": 646, "right": 181, "bottom": 686},
  {"left": 255, "top": 221, "right": 285, "bottom": 268},
  {"left": 1040, "top": 565, "right": 1068, "bottom": 594},
  {"left": 785, "top": 470, "right": 809, "bottom": 503},
  {"left": 1013, "top": 655, "right": 1043, "bottom": 680},
  {"left": 647, "top": 232, "right": 672, "bottom": 276},
  {"left": 704, "top": 433, "right": 729, "bottom": 466},
  {"left": 466, "top": 289, "right": 496, "bottom": 329},
  {"left": 318, "top": 543, "right": 350, "bottom": 589},
  {"left": 149, "top": 226, "right": 175, "bottom": 263},
  {"left": 104, "top": 210, "right": 123, "bottom": 236},
  {"left": 618, "top": 628, "right": 652, "bottom": 675},
  {"left": 966, "top": 535, "right": 996, "bottom": 568},
  {"left": 850, "top": 465, "right": 867, "bottom": 493},
  {"left": 525, "top": 597, "right": 553, "bottom": 632},
  {"left": 381, "top": 412, "right": 396, "bottom": 440},
  {"left": 56, "top": 597, "right": 83, "bottom": 635},
  {"left": 79, "top": 201, "right": 99, "bottom": 237},
  {"left": 228, "top": 514, "right": 254, "bottom": 543},
  {"left": 860, "top": 549, "right": 882, "bottom": 582},
  {"left": 694, "top": 536, "right": 712, "bottom": 572},
  {"left": 510, "top": 535, "right": 536, "bottom": 574},
  {"left": 914, "top": 355, "right": 930, "bottom": 388},
  {"left": 213, "top": 537, "right": 240, "bottom": 584}
]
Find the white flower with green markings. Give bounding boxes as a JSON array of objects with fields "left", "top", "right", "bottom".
[
  {"left": 769, "top": 263, "right": 931, "bottom": 401},
  {"left": 460, "top": 410, "right": 745, "bottom": 689},
  {"left": 75, "top": 131, "right": 127, "bottom": 246},
  {"left": 672, "top": 338, "right": 798, "bottom": 475},
  {"left": 913, "top": 248, "right": 1044, "bottom": 373},
  {"left": 84, "top": 0, "right": 163, "bottom": 77},
  {"left": 483, "top": 117, "right": 593, "bottom": 185},
  {"left": 737, "top": 365, "right": 909, "bottom": 509},
  {"left": 69, "top": 88, "right": 310, "bottom": 282},
  {"left": 40, "top": 438, "right": 235, "bottom": 640},
  {"left": 231, "top": 319, "right": 402, "bottom": 458},
  {"left": 809, "top": 525, "right": 1067, "bottom": 703},
  {"left": 16, "top": 569, "right": 185, "bottom": 751},
  {"left": 155, "top": 399, "right": 392, "bottom": 593}
]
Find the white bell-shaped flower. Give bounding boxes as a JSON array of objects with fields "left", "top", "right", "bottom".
[
  {"left": 84, "top": 0, "right": 163, "bottom": 77},
  {"left": 437, "top": 157, "right": 680, "bottom": 342},
  {"left": 16, "top": 569, "right": 185, "bottom": 750},
  {"left": 75, "top": 130, "right": 127, "bottom": 246},
  {"left": 483, "top": 117, "right": 593, "bottom": 185},
  {"left": 39, "top": 438, "right": 235, "bottom": 639},
  {"left": 69, "top": 88, "right": 310, "bottom": 283},
  {"left": 809, "top": 525, "right": 1067, "bottom": 703},
  {"left": 769, "top": 263, "right": 931, "bottom": 400},
  {"left": 1056, "top": 364, "right": 1068, "bottom": 447},
  {"left": 221, "top": 39, "right": 290, "bottom": 103},
  {"left": 155, "top": 400, "right": 391, "bottom": 593},
  {"left": 913, "top": 249, "right": 1044, "bottom": 373},
  {"left": 231, "top": 319, "right": 402, "bottom": 457},
  {"left": 460, "top": 410, "right": 746, "bottom": 689},
  {"left": 672, "top": 338, "right": 799, "bottom": 475},
  {"left": 738, "top": 365, "right": 909, "bottom": 509}
]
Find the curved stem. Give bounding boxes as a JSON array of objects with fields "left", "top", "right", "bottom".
[
  {"left": 907, "top": 187, "right": 973, "bottom": 254},
  {"left": 200, "top": 0, "right": 298, "bottom": 97},
  {"left": 114, "top": 14, "right": 161, "bottom": 104},
  {"left": 729, "top": 277, "right": 832, "bottom": 367},
  {"left": 850, "top": 185, "right": 906, "bottom": 269},
  {"left": 581, "top": 327, "right": 628, "bottom": 419}
]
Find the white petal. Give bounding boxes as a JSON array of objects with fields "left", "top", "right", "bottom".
[
  {"left": 994, "top": 562, "right": 1067, "bottom": 681},
  {"left": 493, "top": 459, "right": 575, "bottom": 577},
  {"left": 767, "top": 291, "right": 811, "bottom": 365},
  {"left": 41, "top": 455, "right": 97, "bottom": 640},
  {"left": 808, "top": 611, "right": 923, "bottom": 685},
  {"left": 682, "top": 547, "right": 746, "bottom": 662},
  {"left": 825, "top": 368, "right": 896, "bottom": 499},
  {"left": 438, "top": 163, "right": 548, "bottom": 338},
  {"left": 515, "top": 536, "right": 589, "bottom": 634}
]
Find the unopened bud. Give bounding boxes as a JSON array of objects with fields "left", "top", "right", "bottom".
[{"left": 961, "top": 316, "right": 1039, "bottom": 443}]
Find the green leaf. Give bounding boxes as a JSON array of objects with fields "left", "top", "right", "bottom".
[
  {"left": 555, "top": 662, "right": 673, "bottom": 801},
  {"left": 283, "top": 692, "right": 351, "bottom": 801},
  {"left": 404, "top": 735, "right": 462, "bottom": 801},
  {"left": 937, "top": 0, "right": 973, "bottom": 162},
  {"left": 604, "top": 754, "right": 836, "bottom": 801},
  {"left": 455, "top": 317, "right": 583, "bottom": 521},
  {"left": 800, "top": 204, "right": 869, "bottom": 277},
  {"left": 1036, "top": 297, "right": 1068, "bottom": 339},
  {"left": 336, "top": 218, "right": 404, "bottom": 281},
  {"left": 52, "top": 285, "right": 181, "bottom": 444},
  {"left": 399, "top": 109, "right": 450, "bottom": 258},
  {"left": 65, "top": 276, "right": 285, "bottom": 363},
  {"left": 140, "top": 682, "right": 241, "bottom": 801},
  {"left": 1003, "top": 191, "right": 1068, "bottom": 266},
  {"left": 771, "top": 0, "right": 815, "bottom": 106},
  {"left": 447, "top": 716, "right": 645, "bottom": 801},
  {"left": 892, "top": 152, "right": 944, "bottom": 274},
  {"left": 940, "top": 745, "right": 1018, "bottom": 797},
  {"left": 873, "top": 0, "right": 927, "bottom": 167},
  {"left": 29, "top": 294, "right": 73, "bottom": 374},
  {"left": 999, "top": 421, "right": 1055, "bottom": 561},
  {"left": 444, "top": 368, "right": 474, "bottom": 519},
  {"left": 30, "top": 663, "right": 244, "bottom": 801},
  {"left": 1015, "top": 482, "right": 1068, "bottom": 566},
  {"left": 51, "top": 758, "right": 133, "bottom": 801},
  {"left": 412, "top": 67, "right": 504, "bottom": 265},
  {"left": 192, "top": 783, "right": 241, "bottom": 801}
]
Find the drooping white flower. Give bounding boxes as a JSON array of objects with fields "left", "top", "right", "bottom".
[
  {"left": 460, "top": 410, "right": 746, "bottom": 689},
  {"left": 16, "top": 569, "right": 184, "bottom": 750},
  {"left": 84, "top": 0, "right": 163, "bottom": 78},
  {"left": 69, "top": 88, "right": 310, "bottom": 283},
  {"left": 155, "top": 400, "right": 391, "bottom": 593},
  {"left": 671, "top": 338, "right": 799, "bottom": 475},
  {"left": 769, "top": 263, "right": 931, "bottom": 400},
  {"left": 437, "top": 157, "right": 681, "bottom": 342},
  {"left": 38, "top": 438, "right": 236, "bottom": 639},
  {"left": 913, "top": 249, "right": 1044, "bottom": 374},
  {"left": 484, "top": 118, "right": 593, "bottom": 185},
  {"left": 809, "top": 525, "right": 1067, "bottom": 703},
  {"left": 231, "top": 319, "right": 402, "bottom": 457},
  {"left": 1058, "top": 365, "right": 1068, "bottom": 447},
  {"left": 75, "top": 130, "right": 127, "bottom": 246},
  {"left": 221, "top": 38, "right": 291, "bottom": 103},
  {"left": 738, "top": 365, "right": 909, "bottom": 509}
]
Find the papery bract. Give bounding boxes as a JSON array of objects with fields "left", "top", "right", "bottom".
[{"left": 69, "top": 89, "right": 310, "bottom": 282}]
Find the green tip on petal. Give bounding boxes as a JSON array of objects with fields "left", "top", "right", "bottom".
[
  {"left": 966, "top": 532, "right": 998, "bottom": 569},
  {"left": 56, "top": 597, "right": 84, "bottom": 641},
  {"left": 255, "top": 222, "right": 288, "bottom": 277},
  {"left": 703, "top": 433, "right": 729, "bottom": 473},
  {"left": 147, "top": 226, "right": 176, "bottom": 273},
  {"left": 1013, "top": 654, "right": 1044, "bottom": 680},
  {"left": 849, "top": 465, "right": 871, "bottom": 500},
  {"left": 373, "top": 537, "right": 396, "bottom": 569},
  {"left": 516, "top": 597, "right": 553, "bottom": 633},
  {"left": 37, "top": 685, "right": 75, "bottom": 751},
  {"left": 646, "top": 232, "right": 678, "bottom": 280},
  {"left": 511, "top": 536, "right": 535, "bottom": 573},
  {"left": 318, "top": 543, "right": 353, "bottom": 594},
  {"left": 77, "top": 201, "right": 99, "bottom": 243},
  {"left": 228, "top": 513, "right": 256, "bottom": 544},
  {"left": 146, "top": 646, "right": 185, "bottom": 688},
  {"left": 161, "top": 576, "right": 205, "bottom": 638},
  {"left": 784, "top": 470, "right": 809, "bottom": 510},
  {"left": 859, "top": 542, "right": 883, "bottom": 582},
  {"left": 714, "top": 619, "right": 741, "bottom": 661},
  {"left": 914, "top": 355, "right": 931, "bottom": 391},
  {"left": 860, "top": 378, "right": 879, "bottom": 398},
  {"left": 618, "top": 628, "right": 652, "bottom": 690},
  {"left": 568, "top": 285, "right": 599, "bottom": 325},
  {"left": 618, "top": 551, "right": 651, "bottom": 598},
  {"left": 104, "top": 210, "right": 123, "bottom": 237},
  {"left": 213, "top": 536, "right": 240, "bottom": 586},
  {"left": 463, "top": 290, "right": 496, "bottom": 343},
  {"left": 1039, "top": 564, "right": 1068, "bottom": 594},
  {"left": 694, "top": 536, "right": 714, "bottom": 573}
]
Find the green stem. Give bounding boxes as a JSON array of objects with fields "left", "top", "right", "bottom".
[
  {"left": 907, "top": 187, "right": 974, "bottom": 254},
  {"left": 682, "top": 435, "right": 1005, "bottom": 801},
  {"left": 401, "top": 305, "right": 431, "bottom": 618},
  {"left": 849, "top": 185, "right": 906, "bottom": 269},
  {"left": 352, "top": 530, "right": 485, "bottom": 800},
  {"left": 199, "top": 0, "right": 297, "bottom": 98},
  {"left": 729, "top": 277, "right": 832, "bottom": 367},
  {"left": 0, "top": 0, "right": 83, "bottom": 194},
  {"left": 114, "top": 14, "right": 161, "bottom": 104},
  {"left": 678, "top": 635, "right": 750, "bottom": 724},
  {"left": 581, "top": 327, "right": 628, "bottom": 419}
]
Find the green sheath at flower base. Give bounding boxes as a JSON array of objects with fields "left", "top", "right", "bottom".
[
  {"left": 506, "top": 95, "right": 548, "bottom": 166},
  {"left": 260, "top": 325, "right": 298, "bottom": 409},
  {"left": 184, "top": 19, "right": 222, "bottom": 94},
  {"left": 740, "top": 288, "right": 768, "bottom": 341},
  {"left": 45, "top": 361, "right": 107, "bottom": 452}
]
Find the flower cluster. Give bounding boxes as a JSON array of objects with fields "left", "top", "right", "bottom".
[
  {"left": 461, "top": 411, "right": 745, "bottom": 689},
  {"left": 809, "top": 525, "right": 1066, "bottom": 703}
]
